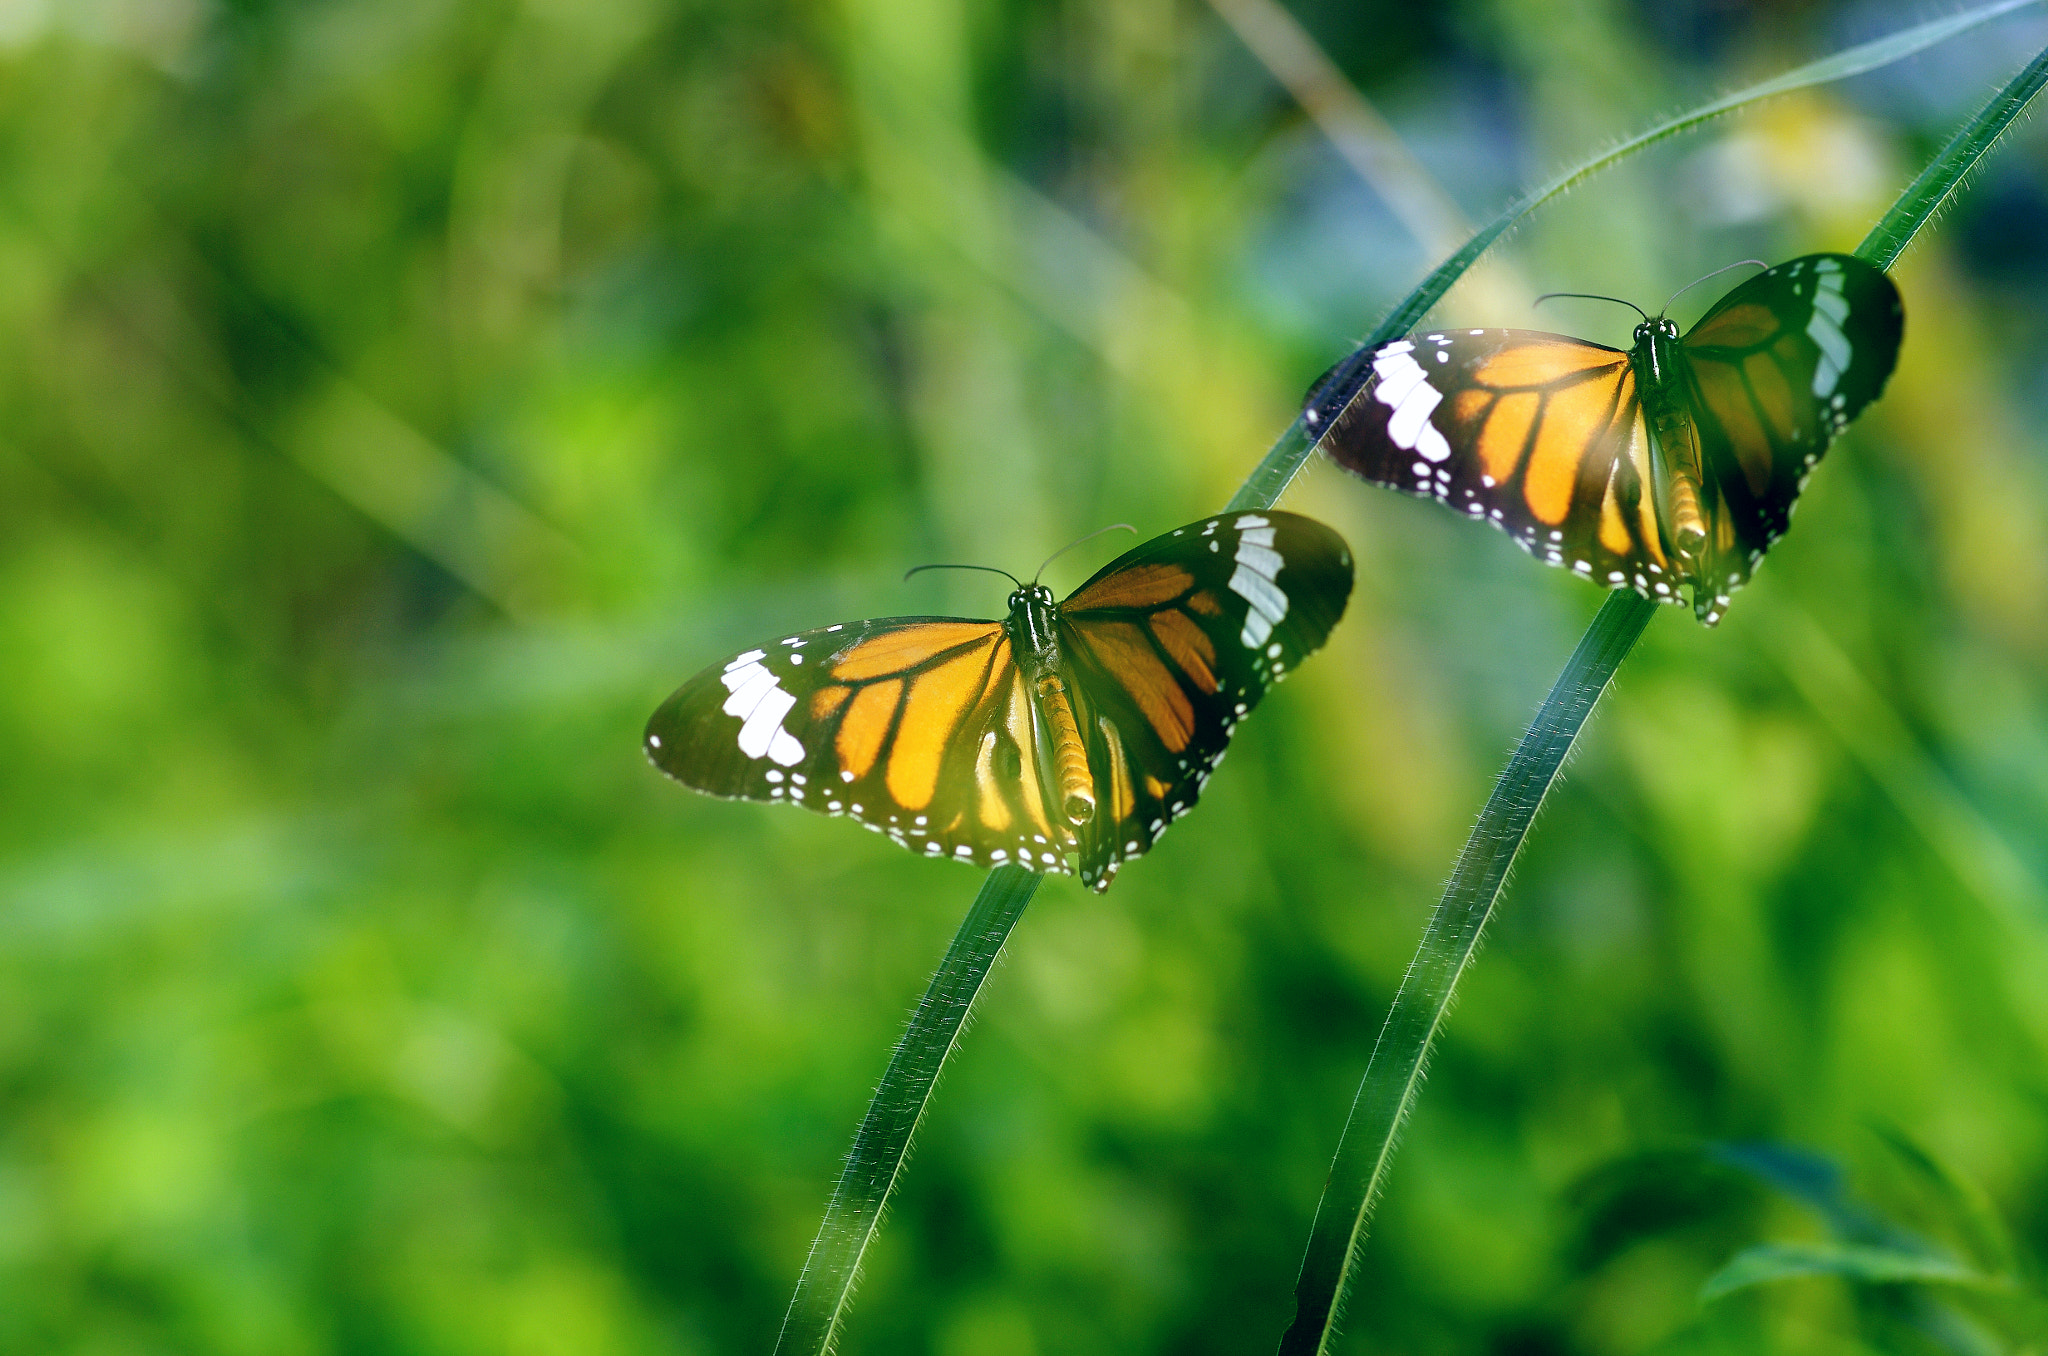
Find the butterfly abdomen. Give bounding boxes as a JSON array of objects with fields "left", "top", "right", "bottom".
[
  {"left": 1630, "top": 322, "right": 1712, "bottom": 564},
  {"left": 1035, "top": 671, "right": 1097, "bottom": 826},
  {"left": 1006, "top": 581, "right": 1099, "bottom": 828}
]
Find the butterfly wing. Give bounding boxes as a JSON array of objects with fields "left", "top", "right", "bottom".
[
  {"left": 1055, "top": 510, "right": 1353, "bottom": 891},
  {"left": 1308, "top": 330, "right": 1681, "bottom": 594},
  {"left": 644, "top": 617, "right": 1075, "bottom": 875},
  {"left": 1681, "top": 253, "right": 1904, "bottom": 571}
]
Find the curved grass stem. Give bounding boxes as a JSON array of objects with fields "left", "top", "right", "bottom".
[
  {"left": 772, "top": 866, "right": 1040, "bottom": 1355},
  {"left": 1857, "top": 42, "right": 2048, "bottom": 271},
  {"left": 1275, "top": 25, "right": 2048, "bottom": 1356},
  {"left": 1277, "top": 590, "right": 1656, "bottom": 1353}
]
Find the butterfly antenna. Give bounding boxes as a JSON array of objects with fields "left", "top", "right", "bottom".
[
  {"left": 1532, "top": 291, "right": 1650, "bottom": 323},
  {"left": 902, "top": 561, "right": 1025, "bottom": 588},
  {"left": 1031, "top": 523, "right": 1138, "bottom": 585},
  {"left": 1659, "top": 259, "right": 1767, "bottom": 317}
]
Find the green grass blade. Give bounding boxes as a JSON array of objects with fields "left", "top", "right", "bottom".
[
  {"left": 1277, "top": 589, "right": 1657, "bottom": 1355},
  {"left": 773, "top": 865, "right": 1040, "bottom": 1356},
  {"left": 1231, "top": 0, "right": 2040, "bottom": 514},
  {"left": 1858, "top": 42, "right": 2048, "bottom": 270},
  {"left": 1226, "top": 420, "right": 1318, "bottom": 514},
  {"left": 1274, "top": 21, "right": 2048, "bottom": 1353},
  {"left": 1701, "top": 1243, "right": 2005, "bottom": 1303}
]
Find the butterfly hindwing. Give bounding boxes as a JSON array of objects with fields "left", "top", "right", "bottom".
[
  {"left": 1681, "top": 253, "right": 1904, "bottom": 559},
  {"left": 1058, "top": 511, "right": 1353, "bottom": 890},
  {"left": 644, "top": 618, "right": 1073, "bottom": 874}
]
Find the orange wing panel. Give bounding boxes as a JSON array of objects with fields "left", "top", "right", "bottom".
[
  {"left": 1065, "top": 563, "right": 1195, "bottom": 613},
  {"left": 1473, "top": 341, "right": 1626, "bottom": 389},
  {"left": 884, "top": 637, "right": 1002, "bottom": 810},
  {"left": 1074, "top": 620, "right": 1194, "bottom": 753},
  {"left": 1686, "top": 302, "right": 1780, "bottom": 349},
  {"left": 832, "top": 622, "right": 1001, "bottom": 681},
  {"left": 836, "top": 680, "right": 901, "bottom": 781},
  {"left": 1520, "top": 368, "right": 1628, "bottom": 525},
  {"left": 1149, "top": 608, "right": 1218, "bottom": 694}
]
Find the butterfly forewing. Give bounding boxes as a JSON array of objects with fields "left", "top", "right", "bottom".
[
  {"left": 1681, "top": 253, "right": 1904, "bottom": 561},
  {"left": 1311, "top": 329, "right": 1681, "bottom": 589},
  {"left": 1057, "top": 511, "right": 1353, "bottom": 890},
  {"left": 645, "top": 618, "right": 1075, "bottom": 875}
]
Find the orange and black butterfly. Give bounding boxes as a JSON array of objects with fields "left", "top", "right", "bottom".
[
  {"left": 1303, "top": 253, "right": 1904, "bottom": 624},
  {"left": 644, "top": 512, "right": 1353, "bottom": 891}
]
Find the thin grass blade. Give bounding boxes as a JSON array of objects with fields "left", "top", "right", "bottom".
[
  {"left": 1858, "top": 43, "right": 2048, "bottom": 271},
  {"left": 1276, "top": 589, "right": 1655, "bottom": 1355},
  {"left": 773, "top": 865, "right": 1040, "bottom": 1356}
]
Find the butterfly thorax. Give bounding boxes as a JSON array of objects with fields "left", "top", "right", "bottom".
[
  {"left": 1005, "top": 584, "right": 1098, "bottom": 829},
  {"left": 1005, "top": 583, "right": 1061, "bottom": 666},
  {"left": 1629, "top": 315, "right": 1714, "bottom": 593}
]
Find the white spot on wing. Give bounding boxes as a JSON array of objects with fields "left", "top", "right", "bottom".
[
  {"left": 1807, "top": 269, "right": 1851, "bottom": 397},
  {"left": 720, "top": 661, "right": 777, "bottom": 719},
  {"left": 1387, "top": 380, "right": 1444, "bottom": 450},
  {"left": 1229, "top": 528, "right": 1290, "bottom": 649},
  {"left": 739, "top": 686, "right": 800, "bottom": 763},
  {"left": 1235, "top": 542, "right": 1284, "bottom": 578},
  {"left": 719, "top": 660, "right": 807, "bottom": 766},
  {"left": 1371, "top": 347, "right": 1427, "bottom": 406},
  {"left": 1414, "top": 419, "right": 1451, "bottom": 463},
  {"left": 1373, "top": 347, "right": 1449, "bottom": 460},
  {"left": 1233, "top": 569, "right": 1285, "bottom": 647}
]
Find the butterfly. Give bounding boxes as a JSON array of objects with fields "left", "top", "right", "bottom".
[
  {"left": 644, "top": 511, "right": 1353, "bottom": 892},
  {"left": 1302, "top": 253, "right": 1904, "bottom": 625}
]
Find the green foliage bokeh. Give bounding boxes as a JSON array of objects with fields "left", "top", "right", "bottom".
[{"left": 2, "top": 1, "right": 2046, "bottom": 1353}]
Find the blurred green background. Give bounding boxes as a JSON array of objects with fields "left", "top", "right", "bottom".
[{"left": 3, "top": 0, "right": 2048, "bottom": 1351}]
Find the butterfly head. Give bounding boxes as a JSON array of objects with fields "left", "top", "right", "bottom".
[
  {"left": 1006, "top": 582, "right": 1062, "bottom": 668},
  {"left": 1633, "top": 316, "right": 1681, "bottom": 345}
]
